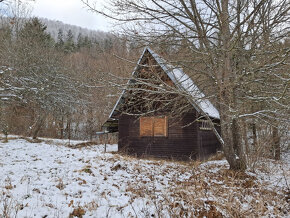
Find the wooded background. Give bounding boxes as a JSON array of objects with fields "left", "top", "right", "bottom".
[{"left": 0, "top": 0, "right": 289, "bottom": 171}]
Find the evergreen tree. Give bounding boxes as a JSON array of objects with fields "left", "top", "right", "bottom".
[
  {"left": 92, "top": 38, "right": 100, "bottom": 51},
  {"left": 77, "top": 33, "right": 83, "bottom": 50},
  {"left": 55, "top": 28, "right": 64, "bottom": 49},
  {"left": 76, "top": 33, "right": 92, "bottom": 50},
  {"left": 104, "top": 37, "right": 112, "bottom": 51},
  {"left": 83, "top": 36, "right": 92, "bottom": 49},
  {"left": 64, "top": 29, "right": 75, "bottom": 53},
  {"left": 19, "top": 17, "right": 52, "bottom": 47}
]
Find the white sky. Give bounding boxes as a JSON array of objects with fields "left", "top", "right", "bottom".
[{"left": 31, "top": 0, "right": 111, "bottom": 32}]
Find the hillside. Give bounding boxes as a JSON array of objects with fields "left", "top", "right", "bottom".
[
  {"left": 0, "top": 136, "right": 289, "bottom": 217},
  {"left": 40, "top": 18, "right": 110, "bottom": 42},
  {"left": 0, "top": 17, "right": 111, "bottom": 42}
]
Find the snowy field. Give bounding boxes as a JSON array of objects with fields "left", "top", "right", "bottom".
[{"left": 0, "top": 137, "right": 289, "bottom": 217}]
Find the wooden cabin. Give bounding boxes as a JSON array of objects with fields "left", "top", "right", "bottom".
[{"left": 103, "top": 47, "right": 221, "bottom": 160}]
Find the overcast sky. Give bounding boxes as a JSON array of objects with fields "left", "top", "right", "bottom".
[{"left": 31, "top": 0, "right": 111, "bottom": 32}]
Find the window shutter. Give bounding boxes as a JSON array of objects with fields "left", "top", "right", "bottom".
[
  {"left": 154, "top": 116, "right": 168, "bottom": 137},
  {"left": 140, "top": 117, "right": 153, "bottom": 136}
]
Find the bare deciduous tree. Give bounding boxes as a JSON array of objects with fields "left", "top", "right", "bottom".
[{"left": 83, "top": 0, "right": 289, "bottom": 170}]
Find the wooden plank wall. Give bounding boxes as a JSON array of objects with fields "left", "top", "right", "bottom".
[
  {"left": 118, "top": 112, "right": 210, "bottom": 160},
  {"left": 198, "top": 129, "right": 222, "bottom": 160}
]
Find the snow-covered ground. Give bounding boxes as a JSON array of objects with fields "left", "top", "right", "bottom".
[{"left": 0, "top": 137, "right": 289, "bottom": 217}]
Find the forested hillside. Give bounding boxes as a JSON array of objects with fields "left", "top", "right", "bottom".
[
  {"left": 0, "top": 17, "right": 109, "bottom": 42},
  {"left": 0, "top": 15, "right": 139, "bottom": 140},
  {"left": 40, "top": 18, "right": 109, "bottom": 42}
]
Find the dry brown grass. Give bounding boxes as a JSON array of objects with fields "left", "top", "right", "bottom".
[
  {"left": 115, "top": 154, "right": 289, "bottom": 217},
  {"left": 0, "top": 190, "right": 21, "bottom": 217},
  {"left": 79, "top": 165, "right": 94, "bottom": 175},
  {"left": 56, "top": 178, "right": 66, "bottom": 190},
  {"left": 0, "top": 135, "right": 19, "bottom": 143},
  {"left": 207, "top": 151, "right": 225, "bottom": 161},
  {"left": 69, "top": 206, "right": 86, "bottom": 218},
  {"left": 115, "top": 152, "right": 203, "bottom": 168},
  {"left": 19, "top": 137, "right": 43, "bottom": 143},
  {"left": 69, "top": 141, "right": 98, "bottom": 148}
]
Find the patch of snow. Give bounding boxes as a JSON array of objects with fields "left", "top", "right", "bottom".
[{"left": 0, "top": 137, "right": 289, "bottom": 217}]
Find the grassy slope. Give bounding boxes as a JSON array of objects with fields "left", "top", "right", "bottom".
[{"left": 0, "top": 137, "right": 289, "bottom": 217}]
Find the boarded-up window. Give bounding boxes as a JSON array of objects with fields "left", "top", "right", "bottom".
[
  {"left": 140, "top": 116, "right": 168, "bottom": 137},
  {"left": 140, "top": 117, "right": 153, "bottom": 136},
  {"left": 153, "top": 117, "right": 168, "bottom": 136}
]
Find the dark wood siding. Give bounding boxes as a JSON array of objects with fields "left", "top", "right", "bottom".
[
  {"left": 118, "top": 111, "right": 221, "bottom": 160},
  {"left": 198, "top": 130, "right": 221, "bottom": 159},
  {"left": 118, "top": 114, "right": 131, "bottom": 153},
  {"left": 119, "top": 111, "right": 219, "bottom": 159}
]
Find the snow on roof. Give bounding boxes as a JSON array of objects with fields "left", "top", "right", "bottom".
[
  {"left": 147, "top": 47, "right": 219, "bottom": 119},
  {"left": 109, "top": 47, "right": 220, "bottom": 120},
  {"left": 171, "top": 68, "right": 220, "bottom": 119}
]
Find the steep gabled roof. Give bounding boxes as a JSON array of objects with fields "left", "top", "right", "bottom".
[
  {"left": 106, "top": 47, "right": 219, "bottom": 123},
  {"left": 149, "top": 48, "right": 219, "bottom": 119}
]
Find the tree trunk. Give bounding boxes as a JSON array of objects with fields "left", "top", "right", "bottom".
[
  {"left": 66, "top": 115, "right": 71, "bottom": 145},
  {"left": 59, "top": 116, "right": 64, "bottom": 139},
  {"left": 272, "top": 126, "right": 280, "bottom": 160},
  {"left": 90, "top": 131, "right": 93, "bottom": 142},
  {"left": 251, "top": 122, "right": 257, "bottom": 147},
  {"left": 221, "top": 114, "right": 247, "bottom": 171},
  {"left": 32, "top": 114, "right": 46, "bottom": 139},
  {"left": 87, "top": 107, "right": 94, "bottom": 141},
  {"left": 4, "top": 132, "right": 8, "bottom": 143},
  {"left": 218, "top": 0, "right": 247, "bottom": 171},
  {"left": 242, "top": 120, "right": 249, "bottom": 154}
]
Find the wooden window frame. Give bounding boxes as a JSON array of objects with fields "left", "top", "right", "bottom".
[
  {"left": 140, "top": 116, "right": 168, "bottom": 137},
  {"left": 199, "top": 120, "right": 212, "bottom": 130}
]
